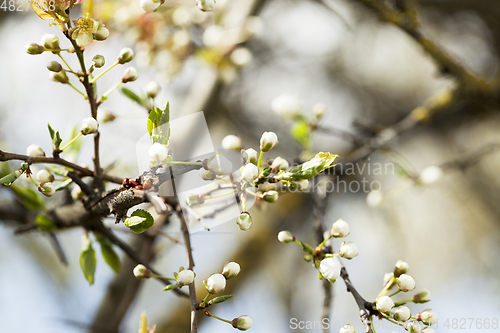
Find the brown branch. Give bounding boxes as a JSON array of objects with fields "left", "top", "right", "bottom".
[
  {"left": 311, "top": 182, "right": 333, "bottom": 333},
  {"left": 349, "top": 0, "right": 498, "bottom": 92},
  {"left": 0, "top": 150, "right": 122, "bottom": 184}
]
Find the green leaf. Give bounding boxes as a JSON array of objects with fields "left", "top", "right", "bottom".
[
  {"left": 124, "top": 209, "right": 154, "bottom": 234},
  {"left": 54, "top": 178, "right": 73, "bottom": 191},
  {"left": 48, "top": 123, "right": 55, "bottom": 140},
  {"left": 147, "top": 102, "right": 170, "bottom": 146},
  {"left": 96, "top": 236, "right": 121, "bottom": 273},
  {"left": 10, "top": 185, "right": 46, "bottom": 211},
  {"left": 0, "top": 171, "right": 21, "bottom": 186},
  {"left": 139, "top": 312, "right": 149, "bottom": 333},
  {"left": 35, "top": 214, "right": 55, "bottom": 232},
  {"left": 291, "top": 120, "right": 311, "bottom": 148},
  {"left": 45, "top": 165, "right": 69, "bottom": 177},
  {"left": 121, "top": 87, "right": 148, "bottom": 107},
  {"left": 207, "top": 295, "right": 233, "bottom": 305},
  {"left": 80, "top": 233, "right": 97, "bottom": 285},
  {"left": 162, "top": 283, "right": 179, "bottom": 291},
  {"left": 281, "top": 152, "right": 338, "bottom": 181}
]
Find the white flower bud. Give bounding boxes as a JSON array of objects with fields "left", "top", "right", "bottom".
[
  {"left": 383, "top": 272, "right": 395, "bottom": 286},
  {"left": 140, "top": 0, "right": 162, "bottom": 12},
  {"left": 37, "top": 170, "right": 54, "bottom": 183},
  {"left": 196, "top": 0, "right": 216, "bottom": 12},
  {"left": 271, "top": 156, "right": 289, "bottom": 171},
  {"left": 176, "top": 269, "right": 195, "bottom": 286},
  {"left": 242, "top": 148, "right": 258, "bottom": 164},
  {"left": 26, "top": 43, "right": 44, "bottom": 55},
  {"left": 339, "top": 242, "right": 359, "bottom": 259},
  {"left": 422, "top": 329, "right": 436, "bottom": 333},
  {"left": 395, "top": 260, "right": 410, "bottom": 277},
  {"left": 92, "top": 55, "right": 105, "bottom": 68},
  {"left": 277, "top": 231, "right": 295, "bottom": 243},
  {"left": 313, "top": 103, "right": 326, "bottom": 119},
  {"left": 366, "top": 190, "right": 384, "bottom": 208},
  {"left": 241, "top": 163, "right": 259, "bottom": 182},
  {"left": 397, "top": 274, "right": 416, "bottom": 292},
  {"left": 376, "top": 296, "right": 395, "bottom": 313},
  {"left": 118, "top": 47, "right": 134, "bottom": 64},
  {"left": 205, "top": 273, "right": 226, "bottom": 293},
  {"left": 133, "top": 264, "right": 152, "bottom": 279},
  {"left": 319, "top": 257, "right": 341, "bottom": 283},
  {"left": 199, "top": 168, "right": 216, "bottom": 181},
  {"left": 339, "top": 324, "right": 355, "bottom": 333},
  {"left": 122, "top": 67, "right": 138, "bottom": 83},
  {"left": 232, "top": 315, "right": 253, "bottom": 331},
  {"left": 149, "top": 143, "right": 169, "bottom": 166},
  {"left": 94, "top": 25, "right": 109, "bottom": 41},
  {"left": 230, "top": 47, "right": 253, "bottom": 67},
  {"left": 271, "top": 94, "right": 302, "bottom": 118},
  {"left": 38, "top": 182, "right": 55, "bottom": 197},
  {"left": 50, "top": 71, "right": 69, "bottom": 84},
  {"left": 222, "top": 262, "right": 240, "bottom": 279},
  {"left": 71, "top": 185, "right": 83, "bottom": 200},
  {"left": 145, "top": 81, "right": 161, "bottom": 98},
  {"left": 80, "top": 117, "right": 99, "bottom": 135},
  {"left": 221, "top": 135, "right": 242, "bottom": 150},
  {"left": 236, "top": 212, "right": 253, "bottom": 231},
  {"left": 417, "top": 309, "right": 438, "bottom": 325},
  {"left": 404, "top": 321, "right": 421, "bottom": 333},
  {"left": 394, "top": 306, "right": 411, "bottom": 322},
  {"left": 97, "top": 108, "right": 116, "bottom": 123},
  {"left": 47, "top": 61, "right": 63, "bottom": 72},
  {"left": 262, "top": 190, "right": 279, "bottom": 203},
  {"left": 413, "top": 289, "right": 431, "bottom": 303},
  {"left": 26, "top": 144, "right": 45, "bottom": 157},
  {"left": 41, "top": 34, "right": 59, "bottom": 50},
  {"left": 260, "top": 131, "right": 278, "bottom": 152},
  {"left": 207, "top": 154, "right": 232, "bottom": 175},
  {"left": 331, "top": 219, "right": 350, "bottom": 238},
  {"left": 419, "top": 166, "right": 443, "bottom": 185}
]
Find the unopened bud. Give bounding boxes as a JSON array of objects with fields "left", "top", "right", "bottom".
[
  {"left": 222, "top": 262, "right": 241, "bottom": 279},
  {"left": 37, "top": 170, "right": 54, "bottom": 183},
  {"left": 221, "top": 135, "right": 242, "bottom": 150},
  {"left": 271, "top": 156, "right": 289, "bottom": 171},
  {"left": 236, "top": 211, "right": 252, "bottom": 231},
  {"left": 50, "top": 71, "right": 69, "bottom": 84},
  {"left": 122, "top": 67, "right": 138, "bottom": 83},
  {"left": 394, "top": 306, "right": 411, "bottom": 322},
  {"left": 417, "top": 309, "right": 438, "bottom": 325},
  {"left": 331, "top": 219, "right": 350, "bottom": 237},
  {"left": 26, "top": 43, "right": 44, "bottom": 55},
  {"left": 319, "top": 257, "right": 341, "bottom": 283},
  {"left": 412, "top": 289, "right": 431, "bottom": 303},
  {"left": 262, "top": 190, "right": 279, "bottom": 203},
  {"left": 404, "top": 321, "right": 421, "bottom": 333},
  {"left": 205, "top": 273, "right": 226, "bottom": 293},
  {"left": 176, "top": 269, "right": 195, "bottom": 286},
  {"left": 145, "top": 80, "right": 161, "bottom": 98},
  {"left": 41, "top": 34, "right": 60, "bottom": 50},
  {"left": 339, "top": 241, "right": 359, "bottom": 259},
  {"left": 80, "top": 117, "right": 99, "bottom": 135},
  {"left": 26, "top": 144, "right": 45, "bottom": 157},
  {"left": 242, "top": 148, "right": 258, "bottom": 164},
  {"left": 397, "top": 274, "right": 416, "bottom": 292},
  {"left": 94, "top": 25, "right": 109, "bottom": 41},
  {"left": 47, "top": 61, "right": 63, "bottom": 72},
  {"left": 241, "top": 163, "right": 259, "bottom": 182},
  {"left": 339, "top": 324, "right": 355, "bottom": 333},
  {"left": 196, "top": 0, "right": 216, "bottom": 12},
  {"left": 394, "top": 260, "right": 410, "bottom": 277},
  {"left": 38, "top": 182, "right": 55, "bottom": 197},
  {"left": 260, "top": 131, "right": 278, "bottom": 152},
  {"left": 232, "top": 315, "right": 253, "bottom": 331},
  {"left": 92, "top": 54, "right": 105, "bottom": 68},
  {"left": 277, "top": 230, "right": 295, "bottom": 243},
  {"left": 376, "top": 296, "right": 394, "bottom": 313},
  {"left": 140, "top": 0, "right": 163, "bottom": 12},
  {"left": 133, "top": 264, "right": 152, "bottom": 279},
  {"left": 118, "top": 47, "right": 134, "bottom": 64},
  {"left": 97, "top": 108, "right": 116, "bottom": 123}
]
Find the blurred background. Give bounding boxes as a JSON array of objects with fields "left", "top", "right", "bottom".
[{"left": 1, "top": 0, "right": 500, "bottom": 332}]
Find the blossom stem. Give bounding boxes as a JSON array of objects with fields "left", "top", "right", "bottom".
[
  {"left": 200, "top": 293, "right": 211, "bottom": 308},
  {"left": 67, "top": 82, "right": 88, "bottom": 99},
  {"left": 28, "top": 174, "right": 39, "bottom": 187},
  {"left": 378, "top": 276, "right": 396, "bottom": 297},
  {"left": 91, "top": 61, "right": 119, "bottom": 83},
  {"left": 244, "top": 188, "right": 263, "bottom": 198},
  {"left": 60, "top": 133, "right": 83, "bottom": 151},
  {"left": 205, "top": 190, "right": 237, "bottom": 200},
  {"left": 57, "top": 53, "right": 76, "bottom": 74},
  {"left": 381, "top": 312, "right": 404, "bottom": 327},
  {"left": 169, "top": 161, "right": 204, "bottom": 166},
  {"left": 150, "top": 274, "right": 176, "bottom": 281},
  {"left": 204, "top": 311, "right": 232, "bottom": 324},
  {"left": 102, "top": 81, "right": 122, "bottom": 99},
  {"left": 317, "top": 234, "right": 333, "bottom": 250},
  {"left": 394, "top": 300, "right": 413, "bottom": 307},
  {"left": 387, "top": 289, "right": 401, "bottom": 298},
  {"left": 256, "top": 151, "right": 264, "bottom": 169}
]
